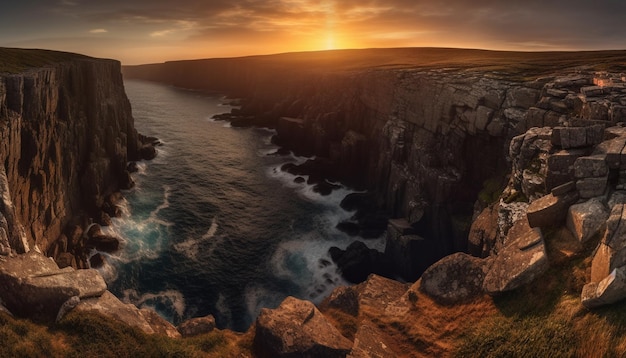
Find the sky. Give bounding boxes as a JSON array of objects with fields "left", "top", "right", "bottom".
[{"left": 1, "top": 0, "right": 625, "bottom": 64}]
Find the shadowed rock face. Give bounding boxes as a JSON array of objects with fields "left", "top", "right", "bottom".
[{"left": 0, "top": 53, "right": 143, "bottom": 254}]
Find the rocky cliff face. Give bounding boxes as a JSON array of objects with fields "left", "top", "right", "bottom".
[{"left": 0, "top": 50, "right": 144, "bottom": 256}]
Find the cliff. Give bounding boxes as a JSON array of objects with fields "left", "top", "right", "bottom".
[
  {"left": 0, "top": 48, "right": 153, "bottom": 259},
  {"left": 124, "top": 48, "right": 626, "bottom": 280}
]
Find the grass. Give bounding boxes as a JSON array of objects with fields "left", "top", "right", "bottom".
[
  {"left": 0, "top": 48, "right": 89, "bottom": 74},
  {"left": 453, "top": 224, "right": 626, "bottom": 358},
  {"left": 0, "top": 310, "right": 249, "bottom": 358}
]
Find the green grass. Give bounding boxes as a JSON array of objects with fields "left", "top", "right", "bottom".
[{"left": 0, "top": 48, "right": 89, "bottom": 74}]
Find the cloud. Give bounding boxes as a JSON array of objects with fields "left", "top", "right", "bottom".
[{"left": 89, "top": 28, "right": 107, "bottom": 33}]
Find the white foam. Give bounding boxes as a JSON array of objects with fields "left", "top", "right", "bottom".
[
  {"left": 269, "top": 235, "right": 349, "bottom": 304},
  {"left": 222, "top": 122, "right": 232, "bottom": 128},
  {"left": 173, "top": 216, "right": 220, "bottom": 260},
  {"left": 244, "top": 286, "right": 284, "bottom": 322}
]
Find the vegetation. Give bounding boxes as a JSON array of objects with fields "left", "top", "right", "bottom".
[
  {"left": 0, "top": 310, "right": 250, "bottom": 358},
  {"left": 454, "top": 227, "right": 626, "bottom": 357},
  {"left": 0, "top": 48, "right": 89, "bottom": 74}
]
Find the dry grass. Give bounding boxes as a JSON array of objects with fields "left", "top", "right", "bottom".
[{"left": 0, "top": 47, "right": 89, "bottom": 74}]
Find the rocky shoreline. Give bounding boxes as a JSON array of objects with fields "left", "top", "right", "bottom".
[{"left": 4, "top": 48, "right": 626, "bottom": 356}]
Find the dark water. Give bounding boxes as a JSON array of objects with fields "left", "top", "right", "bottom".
[{"left": 98, "top": 79, "right": 384, "bottom": 331}]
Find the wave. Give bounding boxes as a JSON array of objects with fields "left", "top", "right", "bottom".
[
  {"left": 122, "top": 288, "right": 186, "bottom": 323},
  {"left": 173, "top": 216, "right": 219, "bottom": 260}
]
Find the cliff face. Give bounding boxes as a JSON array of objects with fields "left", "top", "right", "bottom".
[
  {"left": 124, "top": 48, "right": 626, "bottom": 280},
  {"left": 0, "top": 50, "right": 141, "bottom": 255}
]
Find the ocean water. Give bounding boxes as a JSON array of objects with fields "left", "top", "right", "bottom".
[{"left": 98, "top": 79, "right": 385, "bottom": 331}]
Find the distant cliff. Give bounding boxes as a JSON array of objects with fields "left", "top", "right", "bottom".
[
  {"left": 124, "top": 48, "right": 626, "bottom": 280},
  {"left": 0, "top": 48, "right": 151, "bottom": 259}
]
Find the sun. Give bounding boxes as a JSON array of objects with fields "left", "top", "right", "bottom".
[{"left": 325, "top": 34, "right": 336, "bottom": 50}]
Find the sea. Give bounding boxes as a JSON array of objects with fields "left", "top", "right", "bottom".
[{"left": 97, "top": 79, "right": 385, "bottom": 331}]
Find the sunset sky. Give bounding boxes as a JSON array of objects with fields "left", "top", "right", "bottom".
[{"left": 1, "top": 0, "right": 625, "bottom": 64}]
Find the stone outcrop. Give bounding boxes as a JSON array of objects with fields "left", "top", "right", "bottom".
[
  {"left": 483, "top": 218, "right": 548, "bottom": 293},
  {"left": 567, "top": 198, "right": 609, "bottom": 243},
  {"left": 420, "top": 252, "right": 489, "bottom": 304},
  {"left": 75, "top": 290, "right": 180, "bottom": 337},
  {"left": 0, "top": 48, "right": 154, "bottom": 266},
  {"left": 0, "top": 251, "right": 106, "bottom": 321},
  {"left": 254, "top": 296, "right": 353, "bottom": 358}
]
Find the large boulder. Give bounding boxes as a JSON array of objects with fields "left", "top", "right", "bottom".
[
  {"left": 75, "top": 290, "right": 180, "bottom": 338},
  {"left": 420, "top": 252, "right": 488, "bottom": 304},
  {"left": 468, "top": 204, "right": 498, "bottom": 258},
  {"left": 582, "top": 266, "right": 626, "bottom": 308},
  {"left": 0, "top": 252, "right": 107, "bottom": 321},
  {"left": 566, "top": 198, "right": 609, "bottom": 243},
  {"left": 483, "top": 219, "right": 549, "bottom": 294},
  {"left": 526, "top": 192, "right": 578, "bottom": 229},
  {"left": 591, "top": 204, "right": 626, "bottom": 282},
  {"left": 254, "top": 296, "right": 352, "bottom": 358}
]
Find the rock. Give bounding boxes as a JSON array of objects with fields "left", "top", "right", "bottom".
[
  {"left": 384, "top": 218, "right": 443, "bottom": 281},
  {"left": 348, "top": 323, "right": 396, "bottom": 358},
  {"left": 89, "top": 253, "right": 106, "bottom": 268},
  {"left": 321, "top": 286, "right": 360, "bottom": 317},
  {"left": 86, "top": 234, "right": 121, "bottom": 253},
  {"left": 177, "top": 315, "right": 216, "bottom": 337},
  {"left": 139, "top": 144, "right": 157, "bottom": 160},
  {"left": 56, "top": 252, "right": 77, "bottom": 269},
  {"left": 75, "top": 290, "right": 180, "bottom": 338},
  {"left": 336, "top": 222, "right": 360, "bottom": 236},
  {"left": 566, "top": 198, "right": 609, "bottom": 243},
  {"left": 574, "top": 155, "right": 609, "bottom": 178},
  {"left": 294, "top": 176, "right": 306, "bottom": 184},
  {"left": 593, "top": 137, "right": 626, "bottom": 169},
  {"left": 526, "top": 192, "right": 578, "bottom": 229},
  {"left": 468, "top": 204, "right": 498, "bottom": 258},
  {"left": 56, "top": 296, "right": 80, "bottom": 322},
  {"left": 420, "top": 252, "right": 487, "bottom": 304},
  {"left": 254, "top": 296, "right": 352, "bottom": 358},
  {"left": 483, "top": 219, "right": 549, "bottom": 294},
  {"left": 329, "top": 241, "right": 389, "bottom": 284},
  {"left": 0, "top": 252, "right": 107, "bottom": 321},
  {"left": 551, "top": 181, "right": 577, "bottom": 196},
  {"left": 127, "top": 161, "right": 139, "bottom": 173},
  {"left": 577, "top": 176, "right": 608, "bottom": 199},
  {"left": 356, "top": 274, "right": 408, "bottom": 312},
  {"left": 582, "top": 266, "right": 626, "bottom": 308},
  {"left": 591, "top": 204, "right": 626, "bottom": 282}
]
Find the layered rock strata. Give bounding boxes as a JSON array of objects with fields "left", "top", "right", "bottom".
[
  {"left": 125, "top": 52, "right": 626, "bottom": 282},
  {"left": 0, "top": 49, "right": 155, "bottom": 267}
]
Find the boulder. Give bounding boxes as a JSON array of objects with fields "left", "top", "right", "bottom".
[
  {"left": 591, "top": 204, "right": 626, "bottom": 282},
  {"left": 576, "top": 176, "right": 608, "bottom": 199},
  {"left": 593, "top": 137, "right": 626, "bottom": 169},
  {"left": 75, "top": 290, "right": 180, "bottom": 338},
  {"left": 56, "top": 252, "right": 77, "bottom": 269},
  {"left": 582, "top": 266, "right": 626, "bottom": 308},
  {"left": 86, "top": 234, "right": 121, "bottom": 253},
  {"left": 566, "top": 198, "right": 609, "bottom": 243},
  {"left": 468, "top": 204, "right": 498, "bottom": 258},
  {"left": 139, "top": 144, "right": 157, "bottom": 160},
  {"left": 0, "top": 252, "right": 107, "bottom": 321},
  {"left": 348, "top": 323, "right": 396, "bottom": 358},
  {"left": 177, "top": 315, "right": 216, "bottom": 337},
  {"left": 526, "top": 192, "right": 578, "bottom": 229},
  {"left": 483, "top": 219, "right": 549, "bottom": 294},
  {"left": 574, "top": 155, "right": 609, "bottom": 178},
  {"left": 254, "top": 296, "right": 352, "bottom": 358},
  {"left": 420, "top": 252, "right": 488, "bottom": 304},
  {"left": 356, "top": 274, "right": 408, "bottom": 312}
]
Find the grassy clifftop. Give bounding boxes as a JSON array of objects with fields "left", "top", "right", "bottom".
[{"left": 0, "top": 48, "right": 91, "bottom": 74}]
